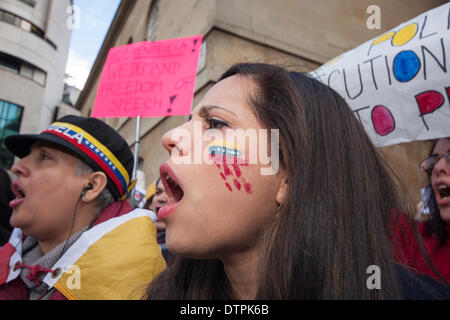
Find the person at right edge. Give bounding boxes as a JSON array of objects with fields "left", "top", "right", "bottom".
[
  {"left": 0, "top": 115, "right": 166, "bottom": 300},
  {"left": 392, "top": 137, "right": 450, "bottom": 285}
]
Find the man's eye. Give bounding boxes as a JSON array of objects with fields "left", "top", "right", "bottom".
[
  {"left": 39, "top": 152, "right": 50, "bottom": 160},
  {"left": 205, "top": 117, "right": 229, "bottom": 129}
]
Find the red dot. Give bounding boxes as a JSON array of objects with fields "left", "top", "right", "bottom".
[{"left": 371, "top": 105, "right": 395, "bottom": 136}]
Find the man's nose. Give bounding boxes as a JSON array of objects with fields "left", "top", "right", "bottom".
[{"left": 10, "top": 156, "right": 30, "bottom": 178}]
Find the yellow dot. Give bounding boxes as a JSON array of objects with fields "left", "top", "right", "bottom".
[
  {"left": 392, "top": 24, "right": 418, "bottom": 46},
  {"left": 372, "top": 31, "right": 395, "bottom": 46},
  {"left": 325, "top": 55, "right": 342, "bottom": 66}
]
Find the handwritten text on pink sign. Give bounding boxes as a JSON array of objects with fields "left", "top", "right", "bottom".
[{"left": 92, "top": 35, "right": 202, "bottom": 118}]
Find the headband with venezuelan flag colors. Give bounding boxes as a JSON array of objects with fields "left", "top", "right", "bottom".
[{"left": 43, "top": 122, "right": 133, "bottom": 199}]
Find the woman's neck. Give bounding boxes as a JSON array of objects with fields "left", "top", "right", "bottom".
[{"left": 221, "top": 248, "right": 259, "bottom": 300}]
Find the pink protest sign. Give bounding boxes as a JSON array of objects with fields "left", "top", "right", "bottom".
[{"left": 92, "top": 35, "right": 202, "bottom": 118}]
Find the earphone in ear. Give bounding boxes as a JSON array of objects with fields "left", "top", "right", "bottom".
[{"left": 81, "top": 183, "right": 93, "bottom": 196}]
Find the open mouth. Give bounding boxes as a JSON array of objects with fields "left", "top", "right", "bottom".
[
  {"left": 11, "top": 181, "right": 25, "bottom": 199},
  {"left": 161, "top": 172, "right": 184, "bottom": 204},
  {"left": 159, "top": 163, "right": 184, "bottom": 218},
  {"left": 437, "top": 184, "right": 450, "bottom": 200},
  {"left": 10, "top": 181, "right": 26, "bottom": 208}
]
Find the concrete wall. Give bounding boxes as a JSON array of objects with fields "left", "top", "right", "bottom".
[
  {"left": 0, "top": 0, "right": 72, "bottom": 133},
  {"left": 0, "top": 68, "right": 45, "bottom": 134},
  {"left": 76, "top": 0, "right": 446, "bottom": 206},
  {"left": 1, "top": 0, "right": 50, "bottom": 30},
  {"left": 214, "top": 0, "right": 446, "bottom": 64}
]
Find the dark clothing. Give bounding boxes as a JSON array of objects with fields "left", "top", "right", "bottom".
[
  {"left": 157, "top": 230, "right": 174, "bottom": 266},
  {"left": 396, "top": 264, "right": 450, "bottom": 299},
  {"left": 0, "top": 168, "right": 13, "bottom": 247}
]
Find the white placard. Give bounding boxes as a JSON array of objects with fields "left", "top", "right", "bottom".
[{"left": 310, "top": 3, "right": 450, "bottom": 147}]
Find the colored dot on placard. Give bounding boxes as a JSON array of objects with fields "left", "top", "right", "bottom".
[
  {"left": 167, "top": 108, "right": 172, "bottom": 113},
  {"left": 325, "top": 55, "right": 342, "bottom": 66},
  {"left": 372, "top": 31, "right": 395, "bottom": 46},
  {"left": 391, "top": 24, "right": 417, "bottom": 47},
  {"left": 393, "top": 50, "right": 420, "bottom": 82},
  {"left": 371, "top": 105, "right": 395, "bottom": 136}
]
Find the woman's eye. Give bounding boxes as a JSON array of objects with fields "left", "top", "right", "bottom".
[{"left": 205, "top": 118, "right": 229, "bottom": 129}]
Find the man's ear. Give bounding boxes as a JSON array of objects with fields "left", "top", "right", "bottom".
[
  {"left": 275, "top": 175, "right": 288, "bottom": 206},
  {"left": 81, "top": 171, "right": 108, "bottom": 202}
]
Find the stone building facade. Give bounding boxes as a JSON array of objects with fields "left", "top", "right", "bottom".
[{"left": 0, "top": 0, "right": 73, "bottom": 168}]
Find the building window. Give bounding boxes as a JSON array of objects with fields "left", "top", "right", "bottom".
[
  {"left": 0, "top": 52, "right": 47, "bottom": 86},
  {"left": 32, "top": 68, "right": 46, "bottom": 86},
  {"left": 138, "top": 156, "right": 144, "bottom": 171},
  {"left": 146, "top": 0, "right": 159, "bottom": 41},
  {"left": 0, "top": 9, "right": 56, "bottom": 50},
  {"left": 0, "top": 100, "right": 23, "bottom": 169},
  {"left": 0, "top": 52, "right": 20, "bottom": 73},
  {"left": 17, "top": 0, "right": 37, "bottom": 7}
]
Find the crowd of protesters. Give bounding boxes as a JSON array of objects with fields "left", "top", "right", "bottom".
[{"left": 0, "top": 63, "right": 449, "bottom": 300}]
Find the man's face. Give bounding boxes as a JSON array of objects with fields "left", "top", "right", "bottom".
[{"left": 9, "top": 142, "right": 87, "bottom": 242}]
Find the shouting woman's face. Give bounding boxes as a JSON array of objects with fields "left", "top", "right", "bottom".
[
  {"left": 430, "top": 138, "right": 450, "bottom": 223},
  {"left": 159, "top": 75, "right": 285, "bottom": 259}
]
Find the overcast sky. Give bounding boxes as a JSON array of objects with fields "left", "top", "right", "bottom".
[{"left": 65, "top": 0, "right": 121, "bottom": 90}]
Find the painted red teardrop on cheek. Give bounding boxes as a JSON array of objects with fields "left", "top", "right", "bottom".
[
  {"left": 371, "top": 105, "right": 395, "bottom": 136},
  {"left": 232, "top": 163, "right": 242, "bottom": 178},
  {"left": 223, "top": 164, "right": 232, "bottom": 176},
  {"left": 233, "top": 179, "right": 241, "bottom": 190}
]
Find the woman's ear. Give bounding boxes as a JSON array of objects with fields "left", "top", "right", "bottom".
[
  {"left": 275, "top": 176, "right": 288, "bottom": 206},
  {"left": 82, "top": 171, "right": 108, "bottom": 203}
]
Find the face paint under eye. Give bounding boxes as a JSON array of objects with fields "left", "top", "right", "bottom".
[
  {"left": 208, "top": 140, "right": 252, "bottom": 194},
  {"left": 207, "top": 140, "right": 245, "bottom": 165}
]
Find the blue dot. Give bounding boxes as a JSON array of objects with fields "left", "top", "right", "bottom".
[{"left": 393, "top": 50, "right": 420, "bottom": 82}]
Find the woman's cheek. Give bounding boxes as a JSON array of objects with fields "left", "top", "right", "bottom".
[{"left": 208, "top": 141, "right": 253, "bottom": 194}]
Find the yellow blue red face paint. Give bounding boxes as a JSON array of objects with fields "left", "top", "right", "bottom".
[{"left": 207, "top": 140, "right": 253, "bottom": 194}]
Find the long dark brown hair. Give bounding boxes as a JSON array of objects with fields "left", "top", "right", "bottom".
[{"left": 145, "top": 63, "right": 415, "bottom": 299}]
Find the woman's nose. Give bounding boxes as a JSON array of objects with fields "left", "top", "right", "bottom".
[
  {"left": 161, "top": 125, "right": 191, "bottom": 158},
  {"left": 433, "top": 154, "right": 449, "bottom": 177}
]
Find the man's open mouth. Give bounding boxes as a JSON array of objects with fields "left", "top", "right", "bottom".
[
  {"left": 10, "top": 181, "right": 26, "bottom": 208},
  {"left": 11, "top": 181, "right": 26, "bottom": 199}
]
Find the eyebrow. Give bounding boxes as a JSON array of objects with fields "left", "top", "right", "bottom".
[
  {"left": 197, "top": 105, "right": 237, "bottom": 118},
  {"left": 431, "top": 148, "right": 450, "bottom": 156},
  {"left": 31, "top": 142, "right": 55, "bottom": 151}
]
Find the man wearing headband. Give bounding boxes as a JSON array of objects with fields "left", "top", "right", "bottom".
[{"left": 0, "top": 115, "right": 166, "bottom": 300}]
